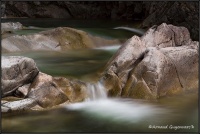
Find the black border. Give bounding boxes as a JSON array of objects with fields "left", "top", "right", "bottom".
[{"left": 0, "top": 0, "right": 199, "bottom": 134}]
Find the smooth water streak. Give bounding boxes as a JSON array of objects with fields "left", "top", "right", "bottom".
[
  {"left": 95, "top": 45, "right": 121, "bottom": 51},
  {"left": 66, "top": 98, "right": 169, "bottom": 124},
  {"left": 113, "top": 26, "right": 145, "bottom": 35}
]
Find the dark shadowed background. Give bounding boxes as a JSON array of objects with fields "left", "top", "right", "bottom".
[{"left": 1, "top": 1, "right": 199, "bottom": 40}]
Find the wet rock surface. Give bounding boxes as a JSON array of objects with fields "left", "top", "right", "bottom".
[{"left": 101, "top": 23, "right": 198, "bottom": 99}]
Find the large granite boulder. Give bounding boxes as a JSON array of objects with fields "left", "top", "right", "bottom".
[
  {"left": 100, "top": 23, "right": 198, "bottom": 99},
  {"left": 1, "top": 56, "right": 39, "bottom": 97}
]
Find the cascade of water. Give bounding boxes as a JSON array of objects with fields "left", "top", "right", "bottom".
[
  {"left": 86, "top": 82, "right": 107, "bottom": 101},
  {"left": 66, "top": 81, "right": 170, "bottom": 124}
]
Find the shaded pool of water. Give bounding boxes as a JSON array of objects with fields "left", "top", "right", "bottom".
[
  {"left": 2, "top": 48, "right": 116, "bottom": 82},
  {"left": 2, "top": 18, "right": 144, "bottom": 39},
  {"left": 2, "top": 93, "right": 198, "bottom": 132}
]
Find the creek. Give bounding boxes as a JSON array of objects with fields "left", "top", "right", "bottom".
[{"left": 1, "top": 19, "right": 198, "bottom": 133}]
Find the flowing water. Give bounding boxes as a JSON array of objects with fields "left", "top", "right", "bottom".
[
  {"left": 85, "top": 82, "right": 108, "bottom": 101},
  {"left": 1, "top": 19, "right": 198, "bottom": 133}
]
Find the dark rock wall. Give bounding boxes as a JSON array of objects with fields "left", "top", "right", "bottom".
[
  {"left": 1, "top": 1, "right": 199, "bottom": 40},
  {"left": 1, "top": 1, "right": 146, "bottom": 20},
  {"left": 142, "top": 1, "right": 199, "bottom": 41}
]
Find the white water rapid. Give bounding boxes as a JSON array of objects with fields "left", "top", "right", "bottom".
[{"left": 65, "top": 82, "right": 170, "bottom": 124}]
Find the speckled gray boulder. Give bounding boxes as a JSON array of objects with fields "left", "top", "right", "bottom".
[
  {"left": 1, "top": 22, "right": 23, "bottom": 34},
  {"left": 1, "top": 56, "right": 39, "bottom": 97}
]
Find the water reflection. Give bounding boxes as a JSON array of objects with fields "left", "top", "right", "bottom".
[{"left": 2, "top": 48, "right": 115, "bottom": 81}]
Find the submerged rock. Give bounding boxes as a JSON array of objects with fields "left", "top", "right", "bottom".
[
  {"left": 2, "top": 26, "right": 121, "bottom": 53},
  {"left": 2, "top": 27, "right": 93, "bottom": 52},
  {"left": 101, "top": 23, "right": 198, "bottom": 99}
]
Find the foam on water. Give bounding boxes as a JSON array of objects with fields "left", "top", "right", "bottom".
[
  {"left": 65, "top": 98, "right": 168, "bottom": 123},
  {"left": 65, "top": 82, "right": 169, "bottom": 124}
]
